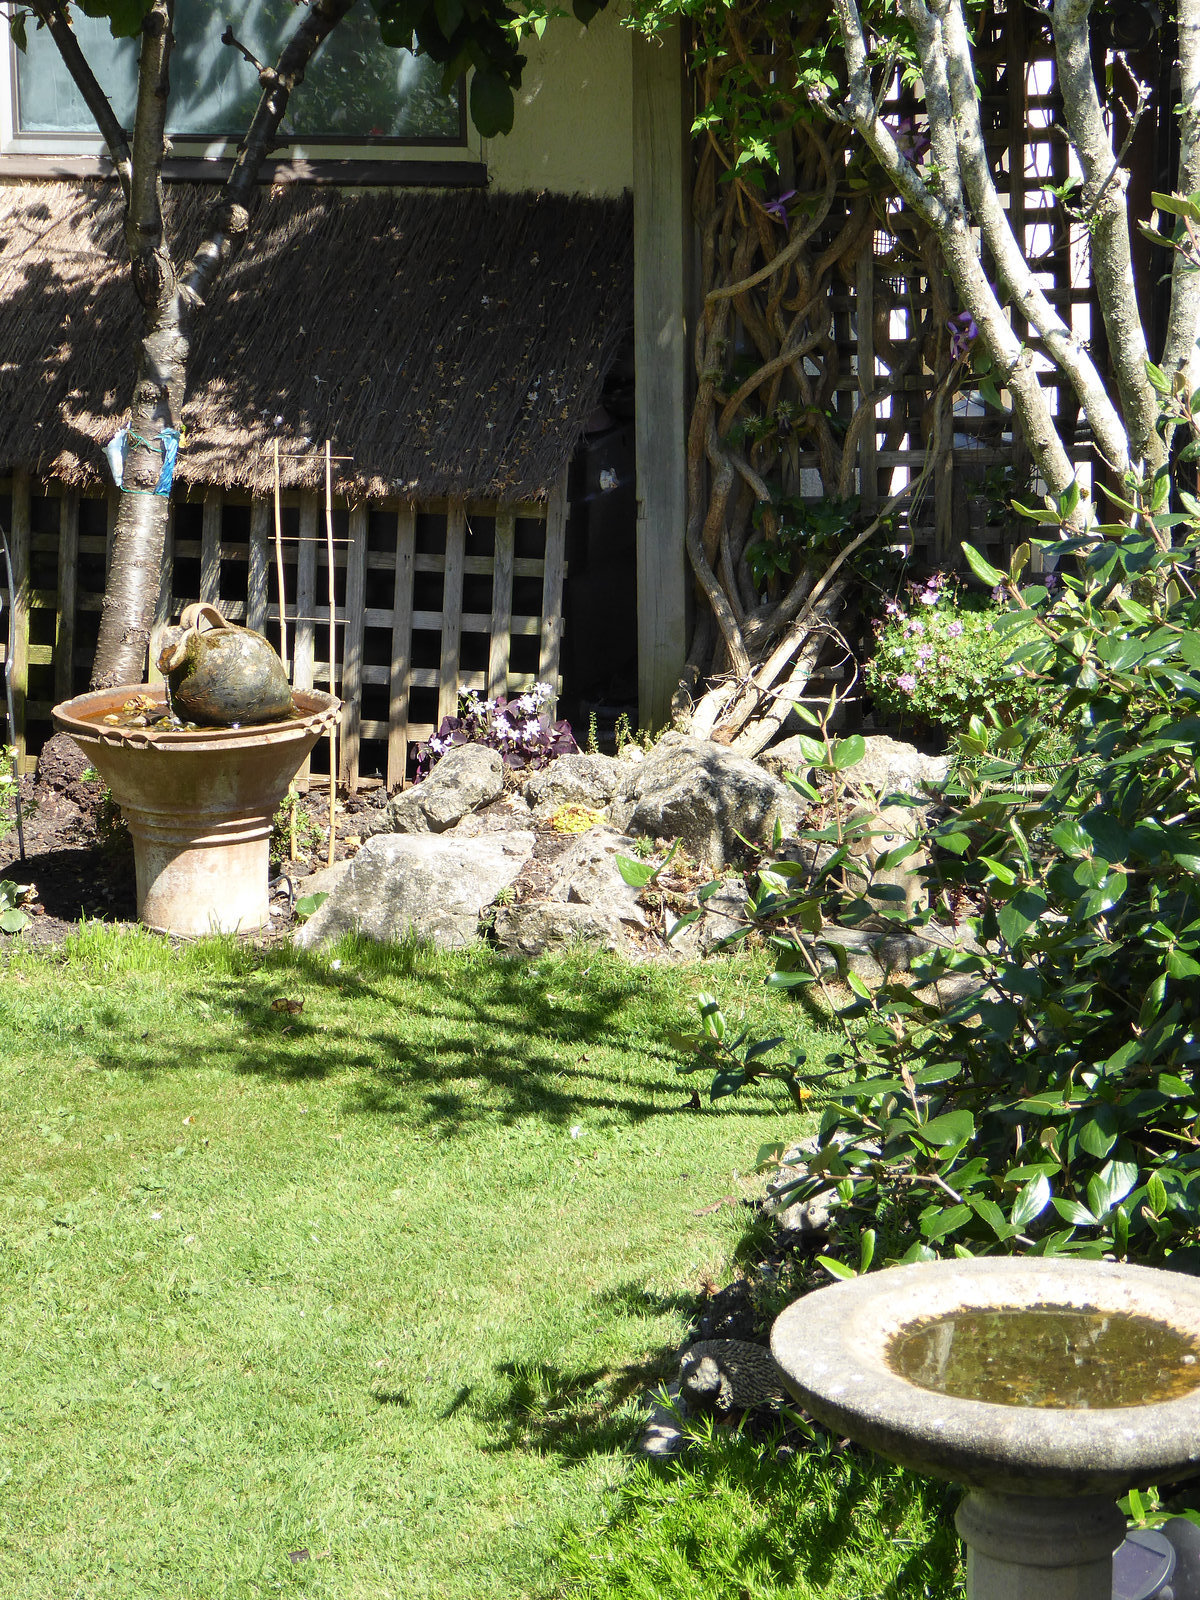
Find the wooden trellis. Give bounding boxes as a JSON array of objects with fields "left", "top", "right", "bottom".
[{"left": 0, "top": 470, "right": 568, "bottom": 785}]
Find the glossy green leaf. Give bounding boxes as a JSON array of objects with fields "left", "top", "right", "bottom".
[
  {"left": 962, "top": 543, "right": 1006, "bottom": 587},
  {"left": 1011, "top": 1173, "right": 1051, "bottom": 1229},
  {"left": 913, "top": 1110, "right": 975, "bottom": 1148},
  {"left": 1076, "top": 1104, "right": 1118, "bottom": 1159}
]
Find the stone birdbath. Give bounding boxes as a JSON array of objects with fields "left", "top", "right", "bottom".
[
  {"left": 53, "top": 684, "right": 339, "bottom": 937},
  {"left": 772, "top": 1257, "right": 1200, "bottom": 1600}
]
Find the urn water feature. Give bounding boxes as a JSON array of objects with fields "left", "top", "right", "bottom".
[
  {"left": 53, "top": 684, "right": 339, "bottom": 937},
  {"left": 772, "top": 1258, "right": 1200, "bottom": 1600}
]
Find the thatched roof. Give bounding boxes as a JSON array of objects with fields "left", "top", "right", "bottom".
[{"left": 0, "top": 181, "right": 632, "bottom": 500}]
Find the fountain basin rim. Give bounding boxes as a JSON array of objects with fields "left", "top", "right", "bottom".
[
  {"left": 771, "top": 1257, "right": 1200, "bottom": 1495},
  {"left": 53, "top": 685, "right": 339, "bottom": 751}
]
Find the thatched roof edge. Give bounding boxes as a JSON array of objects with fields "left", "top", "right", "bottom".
[{"left": 0, "top": 181, "right": 633, "bottom": 502}]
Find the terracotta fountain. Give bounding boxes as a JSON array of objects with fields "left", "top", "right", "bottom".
[{"left": 52, "top": 679, "right": 339, "bottom": 938}]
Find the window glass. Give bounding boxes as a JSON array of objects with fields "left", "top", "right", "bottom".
[{"left": 15, "top": 1, "right": 461, "bottom": 141}]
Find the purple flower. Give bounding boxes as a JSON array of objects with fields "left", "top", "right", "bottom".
[
  {"left": 916, "top": 643, "right": 933, "bottom": 661},
  {"left": 896, "top": 672, "right": 918, "bottom": 694},
  {"left": 948, "top": 310, "right": 979, "bottom": 361},
  {"left": 886, "top": 117, "right": 931, "bottom": 162},
  {"left": 764, "top": 189, "right": 797, "bottom": 228},
  {"left": 947, "top": 620, "right": 964, "bottom": 638},
  {"left": 905, "top": 619, "right": 926, "bottom": 638},
  {"left": 885, "top": 598, "right": 904, "bottom": 619}
]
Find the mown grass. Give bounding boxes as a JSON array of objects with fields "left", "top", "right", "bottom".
[
  {"left": 557, "top": 1428, "right": 962, "bottom": 1600},
  {"left": 0, "top": 927, "right": 962, "bottom": 1600},
  {"left": 0, "top": 929, "right": 815, "bottom": 1599}
]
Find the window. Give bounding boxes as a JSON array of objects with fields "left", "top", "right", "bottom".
[{"left": 11, "top": 1, "right": 463, "bottom": 147}]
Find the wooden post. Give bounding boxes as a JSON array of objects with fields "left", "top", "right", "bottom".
[
  {"left": 388, "top": 507, "right": 415, "bottom": 790},
  {"left": 200, "top": 489, "right": 222, "bottom": 606},
  {"left": 9, "top": 471, "right": 30, "bottom": 772},
  {"left": 488, "top": 510, "right": 515, "bottom": 702},
  {"left": 856, "top": 248, "right": 879, "bottom": 512},
  {"left": 633, "top": 25, "right": 690, "bottom": 732},
  {"left": 539, "top": 474, "right": 568, "bottom": 711},
  {"left": 248, "top": 497, "right": 270, "bottom": 633},
  {"left": 437, "top": 501, "right": 466, "bottom": 729},
  {"left": 324, "top": 443, "right": 337, "bottom": 865},
  {"left": 294, "top": 492, "right": 317, "bottom": 790},
  {"left": 55, "top": 491, "right": 79, "bottom": 706},
  {"left": 273, "top": 439, "right": 289, "bottom": 673},
  {"left": 339, "top": 503, "right": 368, "bottom": 793}
]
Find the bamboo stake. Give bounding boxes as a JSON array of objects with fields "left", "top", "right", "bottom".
[
  {"left": 325, "top": 440, "right": 338, "bottom": 868},
  {"left": 273, "top": 438, "right": 289, "bottom": 674}
]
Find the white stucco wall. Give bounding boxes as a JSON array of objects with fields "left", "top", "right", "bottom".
[{"left": 483, "top": 9, "right": 633, "bottom": 197}]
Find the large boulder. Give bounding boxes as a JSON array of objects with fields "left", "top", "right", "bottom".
[
  {"left": 492, "top": 901, "right": 627, "bottom": 956},
  {"left": 609, "top": 734, "right": 803, "bottom": 869},
  {"left": 760, "top": 732, "right": 949, "bottom": 797},
  {"left": 294, "top": 829, "right": 535, "bottom": 950},
  {"left": 522, "top": 753, "right": 622, "bottom": 820},
  {"left": 364, "top": 744, "right": 504, "bottom": 837},
  {"left": 491, "top": 826, "right": 649, "bottom": 956}
]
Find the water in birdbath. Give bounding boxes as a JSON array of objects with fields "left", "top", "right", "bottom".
[{"left": 888, "top": 1306, "right": 1200, "bottom": 1409}]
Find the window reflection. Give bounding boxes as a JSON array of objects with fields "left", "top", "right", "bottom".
[{"left": 15, "top": 1, "right": 461, "bottom": 142}]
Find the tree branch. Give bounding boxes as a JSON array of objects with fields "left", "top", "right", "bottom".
[
  {"left": 834, "top": 0, "right": 1079, "bottom": 498},
  {"left": 27, "top": 0, "right": 132, "bottom": 201},
  {"left": 935, "top": 0, "right": 1132, "bottom": 474},
  {"left": 1163, "top": 0, "right": 1200, "bottom": 391},
  {"left": 182, "top": 0, "right": 358, "bottom": 308},
  {"left": 125, "top": 0, "right": 174, "bottom": 299},
  {"left": 1052, "top": 0, "right": 1161, "bottom": 466}
]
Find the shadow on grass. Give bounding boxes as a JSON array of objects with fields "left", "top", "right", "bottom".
[
  {"left": 82, "top": 934, "right": 790, "bottom": 1136},
  {"left": 478, "top": 1353, "right": 675, "bottom": 1463}
]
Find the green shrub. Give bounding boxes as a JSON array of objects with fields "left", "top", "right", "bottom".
[
  {"left": 864, "top": 572, "right": 1039, "bottom": 736},
  {"left": 677, "top": 482, "right": 1200, "bottom": 1274}
]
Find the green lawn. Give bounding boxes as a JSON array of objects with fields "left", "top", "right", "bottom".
[{"left": 0, "top": 929, "right": 842, "bottom": 1599}]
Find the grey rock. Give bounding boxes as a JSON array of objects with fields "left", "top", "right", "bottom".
[
  {"left": 669, "top": 879, "right": 751, "bottom": 958},
  {"left": 294, "top": 829, "right": 535, "bottom": 950},
  {"left": 289, "top": 860, "right": 352, "bottom": 900},
  {"left": 523, "top": 753, "right": 622, "bottom": 820},
  {"left": 610, "top": 733, "right": 803, "bottom": 869},
  {"left": 492, "top": 827, "right": 649, "bottom": 955},
  {"left": 492, "top": 901, "right": 626, "bottom": 956},
  {"left": 553, "top": 828, "right": 647, "bottom": 922},
  {"left": 760, "top": 732, "right": 950, "bottom": 798},
  {"left": 365, "top": 744, "right": 504, "bottom": 837}
]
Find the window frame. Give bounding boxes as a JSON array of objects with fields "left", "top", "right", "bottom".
[{"left": 1, "top": 26, "right": 484, "bottom": 175}]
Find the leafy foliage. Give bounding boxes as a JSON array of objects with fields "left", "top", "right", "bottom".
[
  {"left": 864, "top": 570, "right": 1042, "bottom": 736},
  {"left": 419, "top": 683, "right": 578, "bottom": 774},
  {"left": 0, "top": 879, "right": 31, "bottom": 934},
  {"left": 675, "top": 479, "right": 1200, "bottom": 1274}
]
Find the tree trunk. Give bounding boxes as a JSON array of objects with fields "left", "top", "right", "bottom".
[{"left": 92, "top": 308, "right": 188, "bottom": 688}]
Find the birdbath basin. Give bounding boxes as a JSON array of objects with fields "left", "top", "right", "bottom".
[
  {"left": 772, "top": 1257, "right": 1200, "bottom": 1600},
  {"left": 53, "top": 684, "right": 339, "bottom": 937}
]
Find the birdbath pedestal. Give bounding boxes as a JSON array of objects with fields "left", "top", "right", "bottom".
[{"left": 772, "top": 1258, "right": 1200, "bottom": 1600}]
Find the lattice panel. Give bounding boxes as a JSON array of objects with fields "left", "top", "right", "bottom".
[{"left": 0, "top": 472, "right": 568, "bottom": 786}]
